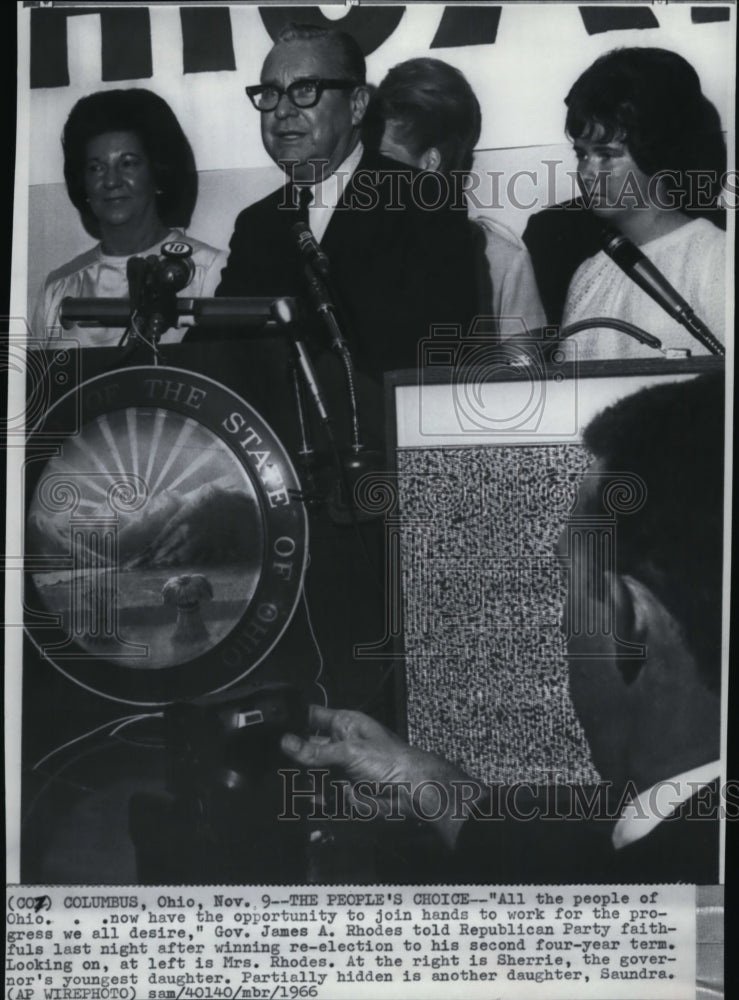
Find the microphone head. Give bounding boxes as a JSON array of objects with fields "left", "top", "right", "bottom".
[
  {"left": 126, "top": 255, "right": 149, "bottom": 302},
  {"left": 158, "top": 241, "right": 195, "bottom": 291},
  {"left": 599, "top": 224, "right": 644, "bottom": 268},
  {"left": 292, "top": 221, "right": 317, "bottom": 256},
  {"left": 291, "top": 222, "right": 330, "bottom": 278},
  {"left": 126, "top": 254, "right": 148, "bottom": 280}
]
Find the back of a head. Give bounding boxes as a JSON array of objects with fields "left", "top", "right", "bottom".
[
  {"left": 565, "top": 47, "right": 726, "bottom": 220},
  {"left": 272, "top": 22, "right": 366, "bottom": 84},
  {"left": 371, "top": 57, "right": 481, "bottom": 174},
  {"left": 582, "top": 372, "right": 725, "bottom": 691},
  {"left": 62, "top": 88, "right": 198, "bottom": 238}
]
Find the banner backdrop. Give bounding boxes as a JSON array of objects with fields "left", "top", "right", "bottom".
[{"left": 23, "top": 3, "right": 735, "bottom": 320}]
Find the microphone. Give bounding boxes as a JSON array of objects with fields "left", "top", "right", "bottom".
[
  {"left": 291, "top": 222, "right": 331, "bottom": 279},
  {"left": 122, "top": 243, "right": 195, "bottom": 347},
  {"left": 126, "top": 255, "right": 149, "bottom": 304},
  {"left": 155, "top": 241, "right": 195, "bottom": 291},
  {"left": 288, "top": 223, "right": 368, "bottom": 511},
  {"left": 600, "top": 226, "right": 724, "bottom": 356},
  {"left": 292, "top": 233, "right": 346, "bottom": 353}
]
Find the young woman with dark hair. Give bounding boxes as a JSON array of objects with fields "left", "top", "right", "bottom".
[{"left": 561, "top": 47, "right": 727, "bottom": 358}]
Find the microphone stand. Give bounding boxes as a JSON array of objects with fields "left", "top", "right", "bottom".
[
  {"left": 270, "top": 297, "right": 332, "bottom": 509},
  {"left": 288, "top": 358, "right": 323, "bottom": 510},
  {"left": 120, "top": 256, "right": 165, "bottom": 365},
  {"left": 300, "top": 264, "right": 382, "bottom": 524},
  {"left": 497, "top": 320, "right": 663, "bottom": 370},
  {"left": 120, "top": 253, "right": 187, "bottom": 365},
  {"left": 558, "top": 318, "right": 662, "bottom": 350},
  {"left": 289, "top": 221, "right": 383, "bottom": 518},
  {"left": 301, "top": 266, "right": 362, "bottom": 454}
]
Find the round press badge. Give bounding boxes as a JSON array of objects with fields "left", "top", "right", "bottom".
[{"left": 24, "top": 367, "right": 308, "bottom": 704}]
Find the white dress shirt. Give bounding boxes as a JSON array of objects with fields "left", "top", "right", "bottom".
[{"left": 301, "top": 141, "right": 364, "bottom": 242}]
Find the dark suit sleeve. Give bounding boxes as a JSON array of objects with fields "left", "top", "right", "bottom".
[
  {"left": 453, "top": 781, "right": 720, "bottom": 884},
  {"left": 213, "top": 165, "right": 479, "bottom": 380},
  {"left": 452, "top": 784, "right": 614, "bottom": 883},
  {"left": 215, "top": 190, "right": 305, "bottom": 300},
  {"left": 325, "top": 162, "right": 479, "bottom": 379},
  {"left": 215, "top": 208, "right": 259, "bottom": 297},
  {"left": 522, "top": 200, "right": 602, "bottom": 325}
]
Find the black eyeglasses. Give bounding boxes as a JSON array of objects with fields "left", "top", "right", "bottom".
[{"left": 245, "top": 78, "right": 358, "bottom": 112}]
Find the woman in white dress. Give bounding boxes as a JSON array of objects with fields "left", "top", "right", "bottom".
[
  {"left": 33, "top": 88, "right": 226, "bottom": 348},
  {"left": 560, "top": 48, "right": 727, "bottom": 359}
]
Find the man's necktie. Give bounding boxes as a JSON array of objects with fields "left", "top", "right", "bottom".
[{"left": 296, "top": 186, "right": 313, "bottom": 224}]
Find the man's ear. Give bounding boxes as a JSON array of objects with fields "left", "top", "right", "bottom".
[
  {"left": 615, "top": 573, "right": 687, "bottom": 686},
  {"left": 608, "top": 572, "right": 653, "bottom": 685},
  {"left": 618, "top": 574, "right": 671, "bottom": 641},
  {"left": 419, "top": 147, "right": 442, "bottom": 172},
  {"left": 350, "top": 85, "right": 371, "bottom": 126},
  {"left": 617, "top": 573, "right": 707, "bottom": 703}
]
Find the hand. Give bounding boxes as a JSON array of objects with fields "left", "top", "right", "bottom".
[
  {"left": 281, "top": 705, "right": 475, "bottom": 847},
  {"left": 281, "top": 705, "right": 426, "bottom": 784}
]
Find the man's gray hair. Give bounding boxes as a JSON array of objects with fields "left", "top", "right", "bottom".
[{"left": 272, "top": 22, "right": 366, "bottom": 84}]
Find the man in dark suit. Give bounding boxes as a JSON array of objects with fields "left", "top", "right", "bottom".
[
  {"left": 208, "top": 24, "right": 481, "bottom": 736},
  {"left": 216, "top": 22, "right": 478, "bottom": 383},
  {"left": 281, "top": 373, "right": 725, "bottom": 882}
]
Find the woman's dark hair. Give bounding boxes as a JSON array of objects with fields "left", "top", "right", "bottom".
[
  {"left": 565, "top": 47, "right": 726, "bottom": 223},
  {"left": 367, "top": 58, "right": 481, "bottom": 175},
  {"left": 63, "top": 88, "right": 198, "bottom": 238}
]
